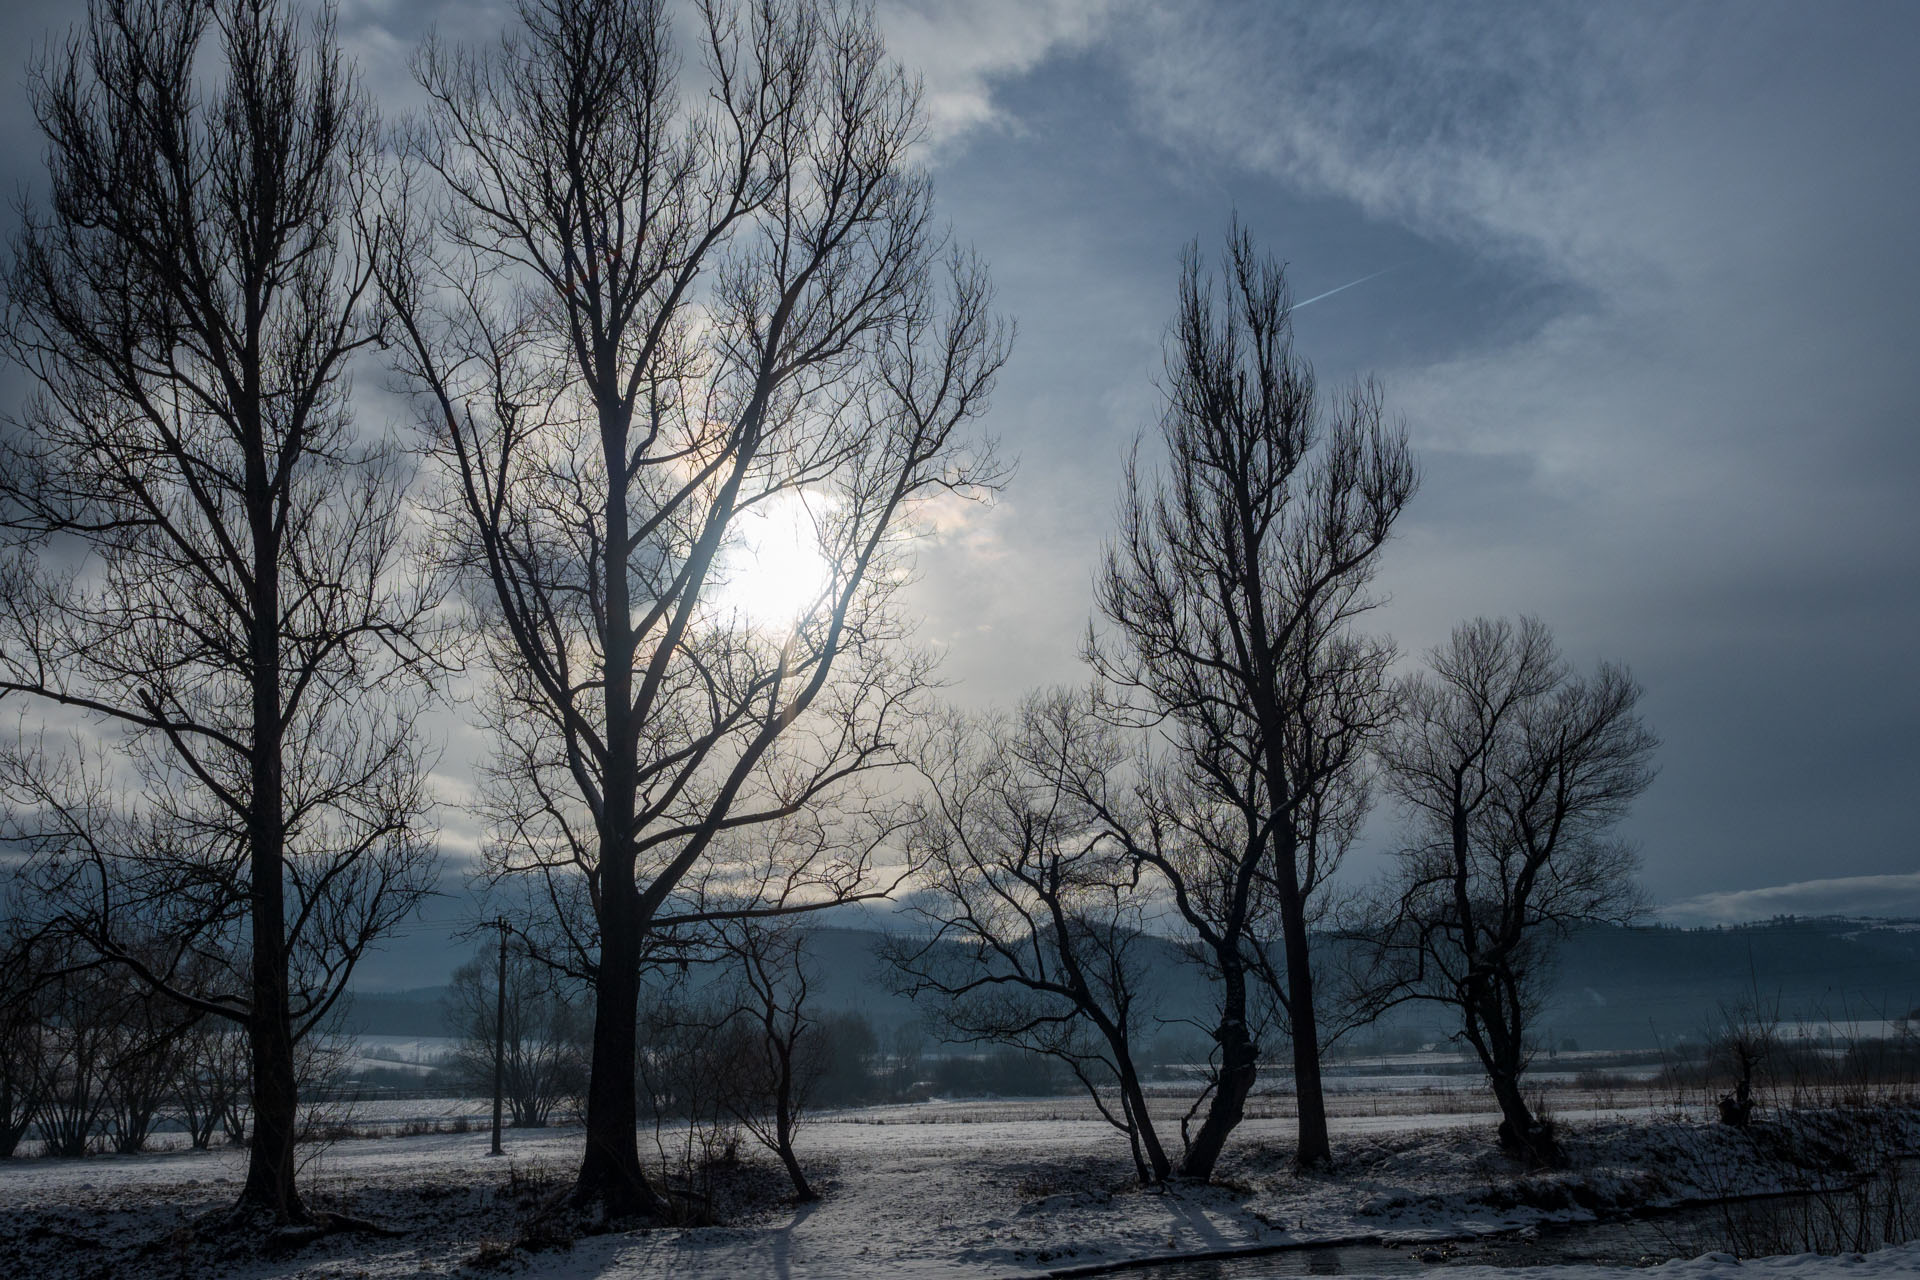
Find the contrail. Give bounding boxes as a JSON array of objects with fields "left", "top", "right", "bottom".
[{"left": 1292, "top": 265, "right": 1396, "bottom": 310}]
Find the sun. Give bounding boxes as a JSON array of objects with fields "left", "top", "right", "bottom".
[{"left": 712, "top": 491, "right": 836, "bottom": 632}]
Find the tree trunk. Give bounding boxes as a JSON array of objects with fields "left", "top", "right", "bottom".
[
  {"left": 572, "top": 861, "right": 661, "bottom": 1217},
  {"left": 1280, "top": 893, "right": 1331, "bottom": 1168},
  {"left": 239, "top": 482, "right": 305, "bottom": 1223},
  {"left": 1117, "top": 1056, "right": 1171, "bottom": 1183},
  {"left": 1469, "top": 997, "right": 1557, "bottom": 1168},
  {"left": 773, "top": 1086, "right": 815, "bottom": 1201},
  {"left": 240, "top": 800, "right": 303, "bottom": 1220},
  {"left": 1488, "top": 1067, "right": 1556, "bottom": 1166},
  {"left": 569, "top": 403, "right": 662, "bottom": 1219},
  {"left": 1179, "top": 961, "right": 1256, "bottom": 1181}
]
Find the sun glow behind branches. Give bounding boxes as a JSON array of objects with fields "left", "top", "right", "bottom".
[{"left": 713, "top": 491, "right": 836, "bottom": 633}]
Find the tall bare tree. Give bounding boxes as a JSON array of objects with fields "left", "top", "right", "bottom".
[
  {"left": 1086, "top": 226, "right": 1414, "bottom": 1173},
  {"left": 0, "top": 0, "right": 442, "bottom": 1221},
  {"left": 1363, "top": 616, "right": 1656, "bottom": 1165},
  {"left": 380, "top": 0, "right": 1006, "bottom": 1215},
  {"left": 885, "top": 692, "right": 1173, "bottom": 1186}
]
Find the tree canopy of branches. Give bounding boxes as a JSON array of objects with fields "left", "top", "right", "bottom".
[
  {"left": 886, "top": 692, "right": 1173, "bottom": 1185},
  {"left": 1364, "top": 616, "right": 1656, "bottom": 1165},
  {"left": 0, "top": 0, "right": 443, "bottom": 1222},
  {"left": 1086, "top": 226, "right": 1414, "bottom": 1173},
  {"left": 379, "top": 0, "right": 1006, "bottom": 1215}
]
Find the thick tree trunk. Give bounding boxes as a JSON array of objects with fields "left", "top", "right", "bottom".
[
  {"left": 1179, "top": 961, "right": 1256, "bottom": 1181},
  {"left": 239, "top": 482, "right": 305, "bottom": 1223},
  {"left": 571, "top": 412, "right": 664, "bottom": 1219},
  {"left": 1467, "top": 996, "right": 1558, "bottom": 1168},
  {"left": 1488, "top": 1067, "right": 1556, "bottom": 1166},
  {"left": 573, "top": 865, "right": 660, "bottom": 1217},
  {"left": 240, "top": 985, "right": 303, "bottom": 1220},
  {"left": 1280, "top": 895, "right": 1331, "bottom": 1169}
]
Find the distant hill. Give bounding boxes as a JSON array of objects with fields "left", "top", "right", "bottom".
[
  {"left": 800, "top": 917, "right": 1920, "bottom": 1052},
  {"left": 341, "top": 915, "right": 1920, "bottom": 1054},
  {"left": 1541, "top": 916, "right": 1920, "bottom": 1048},
  {"left": 341, "top": 987, "right": 459, "bottom": 1038}
]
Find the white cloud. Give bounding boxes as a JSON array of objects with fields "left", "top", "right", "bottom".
[
  {"left": 1112, "top": 3, "right": 1711, "bottom": 294},
  {"left": 1661, "top": 873, "right": 1920, "bottom": 925},
  {"left": 876, "top": 0, "right": 1114, "bottom": 145}
]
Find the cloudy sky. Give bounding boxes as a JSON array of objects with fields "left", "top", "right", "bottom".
[{"left": 4, "top": 0, "right": 1916, "bottom": 925}]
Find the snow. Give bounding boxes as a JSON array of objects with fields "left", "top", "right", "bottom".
[{"left": 2, "top": 1101, "right": 1914, "bottom": 1278}]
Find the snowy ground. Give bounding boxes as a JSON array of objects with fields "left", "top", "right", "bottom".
[{"left": 2, "top": 1100, "right": 1914, "bottom": 1278}]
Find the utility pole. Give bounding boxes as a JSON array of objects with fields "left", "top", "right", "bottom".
[{"left": 490, "top": 916, "right": 508, "bottom": 1157}]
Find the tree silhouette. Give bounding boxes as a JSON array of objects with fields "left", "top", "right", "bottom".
[
  {"left": 379, "top": 0, "right": 1005, "bottom": 1216},
  {"left": 0, "top": 0, "right": 443, "bottom": 1222},
  {"left": 1087, "top": 225, "right": 1414, "bottom": 1173},
  {"left": 1364, "top": 616, "right": 1656, "bottom": 1165}
]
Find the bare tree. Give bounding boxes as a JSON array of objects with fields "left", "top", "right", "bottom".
[
  {"left": 380, "top": 0, "right": 1005, "bottom": 1216},
  {"left": 0, "top": 915, "right": 47, "bottom": 1158},
  {"left": 30, "top": 947, "right": 118, "bottom": 1157},
  {"left": 444, "top": 941, "right": 588, "bottom": 1128},
  {"left": 1364, "top": 616, "right": 1656, "bottom": 1165},
  {"left": 1086, "top": 226, "right": 1414, "bottom": 1173},
  {"left": 633, "top": 977, "right": 745, "bottom": 1212},
  {"left": 885, "top": 693, "right": 1174, "bottom": 1186},
  {"left": 713, "top": 918, "right": 825, "bottom": 1200},
  {"left": 1710, "top": 998, "right": 1779, "bottom": 1128},
  {"left": 0, "top": 0, "right": 444, "bottom": 1221},
  {"left": 101, "top": 975, "right": 193, "bottom": 1154},
  {"left": 174, "top": 1020, "right": 250, "bottom": 1150},
  {"left": 648, "top": 808, "right": 912, "bottom": 1198}
]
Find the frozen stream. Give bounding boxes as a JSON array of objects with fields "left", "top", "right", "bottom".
[{"left": 1130, "top": 1159, "right": 1920, "bottom": 1277}]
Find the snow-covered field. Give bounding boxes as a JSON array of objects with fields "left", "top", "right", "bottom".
[{"left": 2, "top": 1100, "right": 1913, "bottom": 1278}]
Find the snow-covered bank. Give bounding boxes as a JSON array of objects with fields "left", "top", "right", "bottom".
[{"left": 1, "top": 1103, "right": 1914, "bottom": 1278}]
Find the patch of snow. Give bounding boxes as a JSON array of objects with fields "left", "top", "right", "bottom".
[{"left": 1, "top": 1102, "right": 1914, "bottom": 1278}]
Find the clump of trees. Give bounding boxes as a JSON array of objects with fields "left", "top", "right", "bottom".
[
  {"left": 1085, "top": 226, "right": 1413, "bottom": 1176},
  {"left": 0, "top": 0, "right": 1664, "bottom": 1227},
  {"left": 0, "top": 0, "right": 1002, "bottom": 1225},
  {"left": 887, "top": 231, "right": 1656, "bottom": 1182},
  {"left": 0, "top": 928, "right": 349, "bottom": 1159},
  {"left": 889, "top": 229, "right": 1420, "bottom": 1182}
]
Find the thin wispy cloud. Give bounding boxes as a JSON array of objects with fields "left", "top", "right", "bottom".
[{"left": 1662, "top": 873, "right": 1920, "bottom": 925}]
